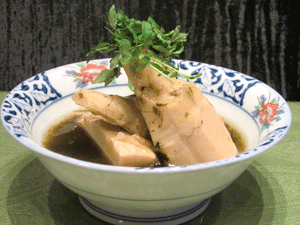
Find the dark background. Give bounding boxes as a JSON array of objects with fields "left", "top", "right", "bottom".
[{"left": 1, "top": 0, "right": 299, "bottom": 100}]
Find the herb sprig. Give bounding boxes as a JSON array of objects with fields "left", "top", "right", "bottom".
[{"left": 87, "top": 5, "right": 201, "bottom": 86}]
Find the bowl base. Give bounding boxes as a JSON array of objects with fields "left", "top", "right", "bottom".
[{"left": 79, "top": 196, "right": 210, "bottom": 225}]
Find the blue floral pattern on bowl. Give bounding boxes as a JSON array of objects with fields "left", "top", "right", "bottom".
[
  {"left": 1, "top": 72, "right": 61, "bottom": 138},
  {"left": 173, "top": 60, "right": 260, "bottom": 106}
]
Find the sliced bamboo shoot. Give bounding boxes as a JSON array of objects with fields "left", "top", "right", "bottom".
[
  {"left": 123, "top": 62, "right": 239, "bottom": 165},
  {"left": 72, "top": 89, "right": 149, "bottom": 138},
  {"left": 76, "top": 114, "right": 157, "bottom": 167}
]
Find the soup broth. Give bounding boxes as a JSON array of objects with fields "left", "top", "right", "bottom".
[{"left": 42, "top": 111, "right": 247, "bottom": 167}]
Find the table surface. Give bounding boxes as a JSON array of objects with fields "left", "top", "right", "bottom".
[{"left": 0, "top": 91, "right": 299, "bottom": 225}]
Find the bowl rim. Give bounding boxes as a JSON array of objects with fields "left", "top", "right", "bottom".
[{"left": 1, "top": 59, "right": 292, "bottom": 174}]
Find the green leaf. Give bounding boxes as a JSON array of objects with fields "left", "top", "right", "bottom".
[
  {"left": 119, "top": 44, "right": 131, "bottom": 57},
  {"left": 152, "top": 45, "right": 170, "bottom": 55},
  {"left": 86, "top": 42, "right": 116, "bottom": 61},
  {"left": 175, "top": 33, "right": 188, "bottom": 42},
  {"left": 131, "top": 46, "right": 142, "bottom": 60},
  {"left": 140, "top": 54, "right": 151, "bottom": 63},
  {"left": 135, "top": 62, "right": 147, "bottom": 72},
  {"left": 92, "top": 68, "right": 120, "bottom": 85},
  {"left": 110, "top": 78, "right": 117, "bottom": 85},
  {"left": 128, "top": 80, "right": 134, "bottom": 92},
  {"left": 170, "top": 72, "right": 178, "bottom": 78},
  {"left": 94, "top": 42, "right": 112, "bottom": 51},
  {"left": 121, "top": 57, "right": 130, "bottom": 66},
  {"left": 129, "top": 60, "right": 139, "bottom": 75},
  {"left": 86, "top": 52, "right": 94, "bottom": 62},
  {"left": 147, "top": 17, "right": 159, "bottom": 30},
  {"left": 110, "top": 53, "right": 121, "bottom": 68},
  {"left": 142, "top": 21, "right": 152, "bottom": 38},
  {"left": 118, "top": 39, "right": 131, "bottom": 47},
  {"left": 108, "top": 67, "right": 121, "bottom": 85},
  {"left": 171, "top": 27, "right": 188, "bottom": 42},
  {"left": 86, "top": 4, "right": 202, "bottom": 85},
  {"left": 108, "top": 5, "right": 117, "bottom": 30},
  {"left": 93, "top": 69, "right": 113, "bottom": 84}
]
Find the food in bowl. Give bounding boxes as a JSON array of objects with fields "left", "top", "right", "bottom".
[
  {"left": 0, "top": 4, "right": 291, "bottom": 225},
  {"left": 1, "top": 59, "right": 291, "bottom": 225},
  {"left": 42, "top": 100, "right": 248, "bottom": 167},
  {"left": 40, "top": 5, "right": 244, "bottom": 167}
]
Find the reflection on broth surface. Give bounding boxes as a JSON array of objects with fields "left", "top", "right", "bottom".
[{"left": 42, "top": 111, "right": 247, "bottom": 167}]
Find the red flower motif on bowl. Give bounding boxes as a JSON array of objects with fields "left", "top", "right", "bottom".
[
  {"left": 76, "top": 64, "right": 108, "bottom": 83},
  {"left": 252, "top": 93, "right": 284, "bottom": 133},
  {"left": 258, "top": 102, "right": 279, "bottom": 124}
]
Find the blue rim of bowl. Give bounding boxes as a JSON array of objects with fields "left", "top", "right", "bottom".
[{"left": 0, "top": 59, "right": 292, "bottom": 174}]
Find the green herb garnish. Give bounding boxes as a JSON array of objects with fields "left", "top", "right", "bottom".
[{"left": 87, "top": 4, "right": 201, "bottom": 86}]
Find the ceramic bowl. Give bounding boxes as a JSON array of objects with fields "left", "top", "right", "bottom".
[{"left": 1, "top": 59, "right": 291, "bottom": 225}]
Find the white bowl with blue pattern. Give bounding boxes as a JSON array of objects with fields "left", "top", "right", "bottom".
[{"left": 1, "top": 59, "right": 291, "bottom": 225}]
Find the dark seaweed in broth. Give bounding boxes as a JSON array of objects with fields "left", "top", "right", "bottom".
[{"left": 42, "top": 111, "right": 247, "bottom": 166}]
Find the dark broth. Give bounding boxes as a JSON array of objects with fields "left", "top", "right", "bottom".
[
  {"left": 223, "top": 119, "right": 248, "bottom": 153},
  {"left": 42, "top": 112, "right": 247, "bottom": 166},
  {"left": 43, "top": 113, "right": 112, "bottom": 165}
]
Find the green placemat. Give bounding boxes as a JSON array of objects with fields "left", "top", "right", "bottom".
[{"left": 1, "top": 91, "right": 299, "bottom": 224}]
